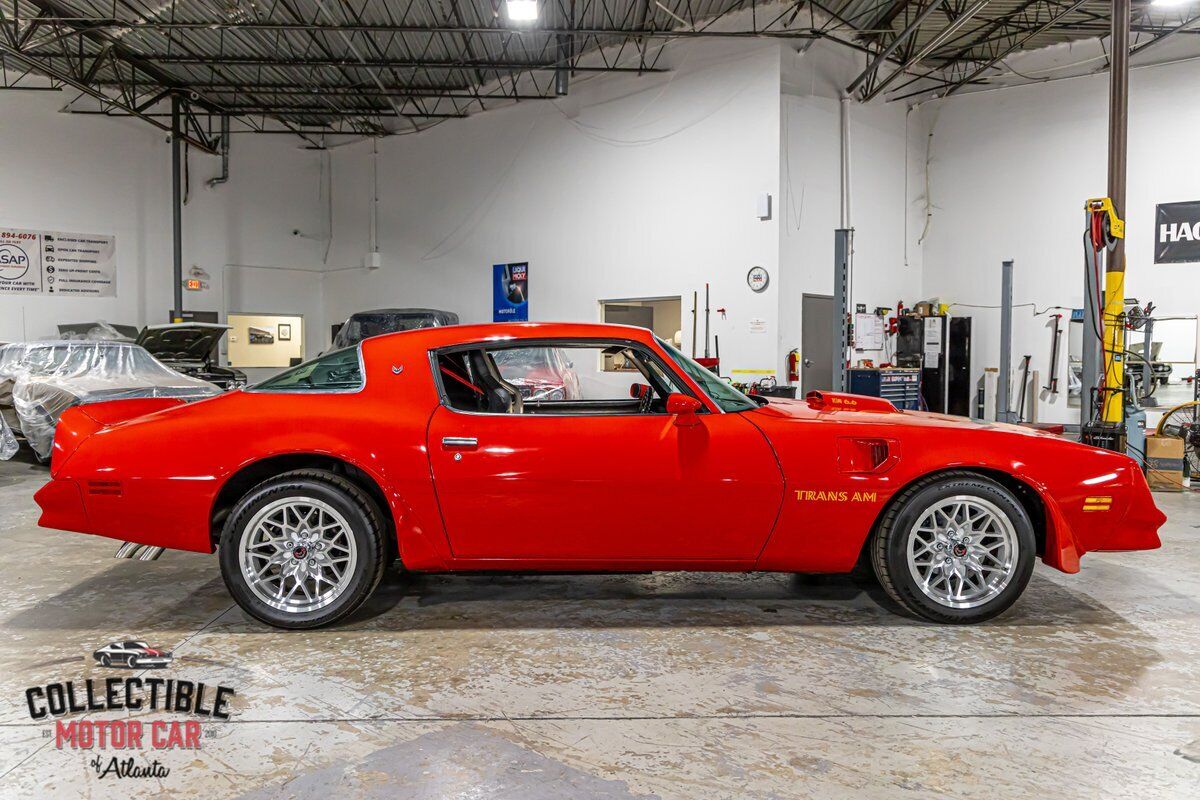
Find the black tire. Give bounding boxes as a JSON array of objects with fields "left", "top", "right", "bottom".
[
  {"left": 127, "top": 656, "right": 139, "bottom": 668},
  {"left": 871, "top": 471, "right": 1035, "bottom": 624},
  {"left": 218, "top": 469, "right": 387, "bottom": 629}
]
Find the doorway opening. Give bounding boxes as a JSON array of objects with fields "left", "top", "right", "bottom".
[
  {"left": 801, "top": 294, "right": 835, "bottom": 394},
  {"left": 599, "top": 297, "right": 682, "bottom": 371}
]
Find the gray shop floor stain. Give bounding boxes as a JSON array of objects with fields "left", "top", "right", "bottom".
[{"left": 237, "top": 724, "right": 657, "bottom": 799}]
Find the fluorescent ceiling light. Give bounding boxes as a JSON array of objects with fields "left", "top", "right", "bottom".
[
  {"left": 506, "top": 0, "right": 538, "bottom": 21},
  {"left": 1151, "top": 0, "right": 1193, "bottom": 6}
]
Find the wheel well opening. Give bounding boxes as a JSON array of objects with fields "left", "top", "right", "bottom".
[
  {"left": 210, "top": 454, "right": 395, "bottom": 551},
  {"left": 856, "top": 467, "right": 1047, "bottom": 569}
]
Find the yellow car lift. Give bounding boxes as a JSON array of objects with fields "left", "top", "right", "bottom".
[{"left": 1085, "top": 197, "right": 1126, "bottom": 427}]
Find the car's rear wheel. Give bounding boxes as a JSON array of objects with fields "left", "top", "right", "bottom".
[
  {"left": 218, "top": 470, "right": 386, "bottom": 629},
  {"left": 871, "top": 472, "right": 1035, "bottom": 624}
]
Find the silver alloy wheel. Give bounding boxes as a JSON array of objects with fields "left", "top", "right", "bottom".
[
  {"left": 905, "top": 495, "right": 1018, "bottom": 609},
  {"left": 238, "top": 497, "right": 358, "bottom": 614}
]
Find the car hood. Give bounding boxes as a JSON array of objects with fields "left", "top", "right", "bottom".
[
  {"left": 750, "top": 396, "right": 1064, "bottom": 439},
  {"left": 136, "top": 323, "right": 229, "bottom": 362}
]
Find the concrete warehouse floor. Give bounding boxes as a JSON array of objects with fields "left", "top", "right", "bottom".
[{"left": 0, "top": 452, "right": 1199, "bottom": 799}]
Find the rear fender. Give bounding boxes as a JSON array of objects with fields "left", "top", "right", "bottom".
[{"left": 51, "top": 398, "right": 187, "bottom": 475}]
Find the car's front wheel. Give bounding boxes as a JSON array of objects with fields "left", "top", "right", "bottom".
[
  {"left": 218, "top": 469, "right": 387, "bottom": 629},
  {"left": 871, "top": 472, "right": 1035, "bottom": 624}
]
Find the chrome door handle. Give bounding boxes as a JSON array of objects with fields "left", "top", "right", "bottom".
[{"left": 442, "top": 436, "right": 478, "bottom": 449}]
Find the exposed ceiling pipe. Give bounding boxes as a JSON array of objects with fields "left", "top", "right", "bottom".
[
  {"left": 369, "top": 138, "right": 379, "bottom": 256},
  {"left": 840, "top": 95, "right": 852, "bottom": 229},
  {"left": 207, "top": 115, "right": 231, "bottom": 188}
]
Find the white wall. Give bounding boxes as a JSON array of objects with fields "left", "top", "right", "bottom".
[
  {"left": 920, "top": 58, "right": 1200, "bottom": 423},
  {"left": 0, "top": 38, "right": 924, "bottom": 390},
  {"left": 0, "top": 88, "right": 330, "bottom": 365},
  {"left": 779, "top": 42, "right": 926, "bottom": 374},
  {"left": 322, "top": 39, "right": 784, "bottom": 375}
]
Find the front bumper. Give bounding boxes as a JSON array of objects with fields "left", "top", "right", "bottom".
[{"left": 131, "top": 656, "right": 173, "bottom": 667}]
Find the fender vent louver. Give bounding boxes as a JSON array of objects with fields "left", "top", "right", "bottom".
[{"left": 837, "top": 438, "right": 900, "bottom": 474}]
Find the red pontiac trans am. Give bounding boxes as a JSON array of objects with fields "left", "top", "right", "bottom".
[{"left": 35, "top": 322, "right": 1164, "bottom": 629}]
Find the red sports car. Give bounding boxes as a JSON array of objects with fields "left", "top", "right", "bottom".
[{"left": 35, "top": 323, "right": 1164, "bottom": 629}]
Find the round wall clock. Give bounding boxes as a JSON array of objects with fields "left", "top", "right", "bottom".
[{"left": 747, "top": 266, "right": 769, "bottom": 293}]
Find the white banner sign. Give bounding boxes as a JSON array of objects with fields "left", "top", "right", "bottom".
[{"left": 0, "top": 228, "right": 116, "bottom": 297}]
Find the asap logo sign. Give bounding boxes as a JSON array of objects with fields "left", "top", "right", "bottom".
[{"left": 0, "top": 243, "right": 30, "bottom": 281}]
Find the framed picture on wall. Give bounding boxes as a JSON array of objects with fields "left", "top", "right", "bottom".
[
  {"left": 248, "top": 326, "right": 275, "bottom": 345},
  {"left": 227, "top": 313, "right": 304, "bottom": 369}
]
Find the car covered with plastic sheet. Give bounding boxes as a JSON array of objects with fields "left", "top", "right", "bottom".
[{"left": 0, "top": 340, "right": 219, "bottom": 461}]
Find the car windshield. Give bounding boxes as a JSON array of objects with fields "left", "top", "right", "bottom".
[
  {"left": 332, "top": 312, "right": 453, "bottom": 349},
  {"left": 656, "top": 338, "right": 757, "bottom": 413}
]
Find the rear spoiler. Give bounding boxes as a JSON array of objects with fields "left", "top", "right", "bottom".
[
  {"left": 805, "top": 391, "right": 899, "bottom": 414},
  {"left": 51, "top": 398, "right": 187, "bottom": 475}
]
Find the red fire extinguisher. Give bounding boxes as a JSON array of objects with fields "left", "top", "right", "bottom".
[{"left": 786, "top": 349, "right": 800, "bottom": 384}]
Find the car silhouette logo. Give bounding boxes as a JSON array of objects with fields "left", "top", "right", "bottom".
[{"left": 92, "top": 640, "right": 174, "bottom": 669}]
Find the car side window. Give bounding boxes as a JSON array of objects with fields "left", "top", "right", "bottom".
[
  {"left": 252, "top": 347, "right": 363, "bottom": 392},
  {"left": 435, "top": 342, "right": 688, "bottom": 416}
]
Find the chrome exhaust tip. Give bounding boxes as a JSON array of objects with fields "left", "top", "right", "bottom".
[
  {"left": 115, "top": 542, "right": 142, "bottom": 559},
  {"left": 138, "top": 546, "right": 164, "bottom": 562},
  {"left": 115, "top": 543, "right": 164, "bottom": 561}
]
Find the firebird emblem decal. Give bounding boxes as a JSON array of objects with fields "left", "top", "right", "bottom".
[{"left": 391, "top": 365, "right": 404, "bottom": 374}]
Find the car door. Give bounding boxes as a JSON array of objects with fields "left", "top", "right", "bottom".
[{"left": 425, "top": 339, "right": 784, "bottom": 564}]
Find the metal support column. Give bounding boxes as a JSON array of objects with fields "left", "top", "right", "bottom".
[
  {"left": 171, "top": 94, "right": 184, "bottom": 317},
  {"left": 833, "top": 229, "right": 852, "bottom": 393},
  {"left": 997, "top": 259, "right": 1016, "bottom": 422},
  {"left": 1101, "top": 0, "right": 1130, "bottom": 426}
]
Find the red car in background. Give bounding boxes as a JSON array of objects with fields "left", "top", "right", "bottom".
[{"left": 35, "top": 323, "right": 1163, "bottom": 629}]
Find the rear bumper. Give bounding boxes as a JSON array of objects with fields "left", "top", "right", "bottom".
[
  {"left": 34, "top": 479, "right": 89, "bottom": 534},
  {"left": 35, "top": 475, "right": 215, "bottom": 553}
]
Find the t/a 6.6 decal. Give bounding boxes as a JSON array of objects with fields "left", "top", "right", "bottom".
[
  {"left": 20, "top": 639, "right": 237, "bottom": 782},
  {"left": 0, "top": 228, "right": 117, "bottom": 296}
]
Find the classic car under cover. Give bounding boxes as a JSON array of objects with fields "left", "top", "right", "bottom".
[{"left": 0, "top": 340, "right": 219, "bottom": 460}]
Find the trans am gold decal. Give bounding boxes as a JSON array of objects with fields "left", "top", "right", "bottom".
[{"left": 795, "top": 490, "right": 878, "bottom": 502}]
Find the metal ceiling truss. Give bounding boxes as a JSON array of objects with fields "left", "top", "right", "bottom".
[
  {"left": 846, "top": 0, "right": 1200, "bottom": 102},
  {"left": 1, "top": 0, "right": 1197, "bottom": 146},
  {"left": 0, "top": 0, "right": 846, "bottom": 142}
]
